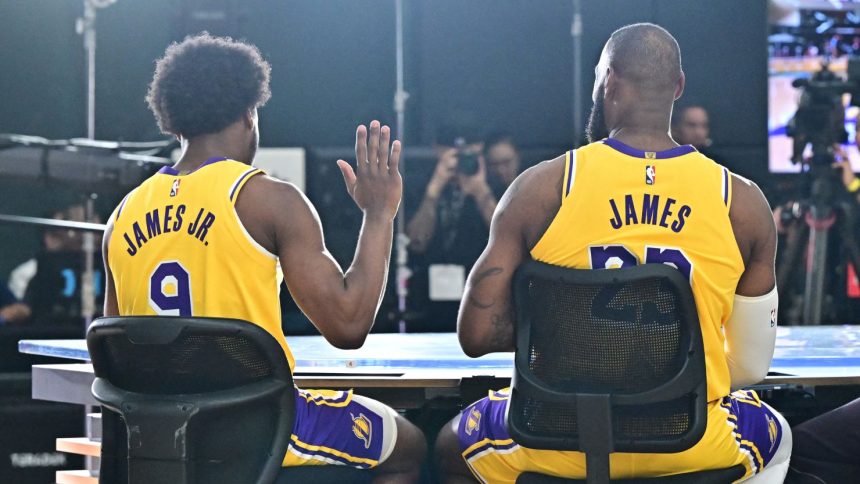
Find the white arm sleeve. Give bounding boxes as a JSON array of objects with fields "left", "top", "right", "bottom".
[{"left": 724, "top": 287, "right": 778, "bottom": 391}]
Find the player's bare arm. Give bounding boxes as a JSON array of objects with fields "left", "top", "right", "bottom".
[
  {"left": 458, "top": 156, "right": 563, "bottom": 358},
  {"left": 725, "top": 174, "right": 779, "bottom": 388},
  {"left": 102, "top": 219, "right": 119, "bottom": 317},
  {"left": 237, "top": 121, "right": 402, "bottom": 349},
  {"left": 730, "top": 175, "right": 777, "bottom": 296}
]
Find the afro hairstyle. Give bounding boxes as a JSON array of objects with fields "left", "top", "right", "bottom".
[{"left": 146, "top": 33, "right": 272, "bottom": 138}]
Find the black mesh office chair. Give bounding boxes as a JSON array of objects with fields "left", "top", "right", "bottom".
[
  {"left": 508, "top": 261, "right": 745, "bottom": 484},
  {"left": 87, "top": 316, "right": 370, "bottom": 484}
]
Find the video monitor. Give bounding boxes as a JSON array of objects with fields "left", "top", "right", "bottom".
[{"left": 769, "top": 0, "right": 860, "bottom": 173}]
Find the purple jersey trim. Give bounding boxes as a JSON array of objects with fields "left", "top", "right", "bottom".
[
  {"left": 462, "top": 438, "right": 517, "bottom": 461},
  {"left": 565, "top": 150, "right": 575, "bottom": 197},
  {"left": 229, "top": 168, "right": 260, "bottom": 202},
  {"left": 722, "top": 167, "right": 730, "bottom": 206},
  {"left": 115, "top": 193, "right": 131, "bottom": 221},
  {"left": 158, "top": 156, "right": 229, "bottom": 175},
  {"left": 602, "top": 138, "right": 696, "bottom": 159}
]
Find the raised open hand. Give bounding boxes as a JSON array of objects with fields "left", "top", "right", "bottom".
[{"left": 337, "top": 120, "right": 403, "bottom": 219}]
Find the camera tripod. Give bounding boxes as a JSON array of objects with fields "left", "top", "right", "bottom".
[{"left": 777, "top": 163, "right": 860, "bottom": 324}]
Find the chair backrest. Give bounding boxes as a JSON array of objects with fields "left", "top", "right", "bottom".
[
  {"left": 507, "top": 260, "right": 707, "bottom": 456},
  {"left": 87, "top": 316, "right": 294, "bottom": 484}
]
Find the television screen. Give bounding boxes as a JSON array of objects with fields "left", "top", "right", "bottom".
[{"left": 769, "top": 0, "right": 860, "bottom": 173}]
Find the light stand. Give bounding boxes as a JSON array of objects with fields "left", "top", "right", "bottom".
[
  {"left": 76, "top": 0, "right": 116, "bottom": 327},
  {"left": 77, "top": 3, "right": 115, "bottom": 465},
  {"left": 571, "top": 0, "right": 583, "bottom": 147},
  {"left": 77, "top": 0, "right": 116, "bottom": 140}
]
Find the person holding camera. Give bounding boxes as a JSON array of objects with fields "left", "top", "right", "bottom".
[
  {"left": 484, "top": 131, "right": 523, "bottom": 191},
  {"left": 408, "top": 137, "right": 496, "bottom": 253},
  {"left": 832, "top": 144, "right": 860, "bottom": 201},
  {"left": 405, "top": 125, "right": 506, "bottom": 331},
  {"left": 774, "top": 141, "right": 860, "bottom": 325}
]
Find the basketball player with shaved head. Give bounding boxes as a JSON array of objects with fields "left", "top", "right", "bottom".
[
  {"left": 102, "top": 34, "right": 425, "bottom": 482},
  {"left": 436, "top": 23, "right": 791, "bottom": 482}
]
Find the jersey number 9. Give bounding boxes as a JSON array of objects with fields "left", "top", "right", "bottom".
[{"left": 149, "top": 261, "right": 193, "bottom": 316}]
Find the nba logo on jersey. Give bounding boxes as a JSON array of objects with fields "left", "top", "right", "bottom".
[
  {"left": 645, "top": 165, "right": 656, "bottom": 185},
  {"left": 170, "top": 179, "right": 181, "bottom": 197}
]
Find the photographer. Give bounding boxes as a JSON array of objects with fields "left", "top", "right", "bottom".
[
  {"left": 484, "top": 131, "right": 522, "bottom": 190},
  {"left": 407, "top": 129, "right": 495, "bottom": 255},
  {"left": 833, "top": 144, "right": 860, "bottom": 202},
  {"left": 7, "top": 203, "right": 104, "bottom": 325},
  {"left": 405, "top": 125, "right": 510, "bottom": 331}
]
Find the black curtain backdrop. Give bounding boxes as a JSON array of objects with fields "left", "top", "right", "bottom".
[{"left": 0, "top": 0, "right": 767, "bottom": 276}]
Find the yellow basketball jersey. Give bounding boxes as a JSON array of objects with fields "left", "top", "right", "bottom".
[
  {"left": 107, "top": 158, "right": 294, "bottom": 369},
  {"left": 530, "top": 139, "right": 744, "bottom": 402}
]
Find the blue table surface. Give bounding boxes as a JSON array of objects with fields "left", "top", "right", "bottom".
[{"left": 17, "top": 325, "right": 860, "bottom": 371}]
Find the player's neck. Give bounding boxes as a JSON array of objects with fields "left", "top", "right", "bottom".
[
  {"left": 608, "top": 125, "right": 677, "bottom": 152},
  {"left": 605, "top": 100, "right": 677, "bottom": 152},
  {"left": 175, "top": 136, "right": 248, "bottom": 173}
]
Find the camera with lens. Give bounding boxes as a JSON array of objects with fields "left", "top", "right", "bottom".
[
  {"left": 452, "top": 136, "right": 482, "bottom": 176},
  {"left": 787, "top": 58, "right": 860, "bottom": 167},
  {"left": 456, "top": 150, "right": 481, "bottom": 176}
]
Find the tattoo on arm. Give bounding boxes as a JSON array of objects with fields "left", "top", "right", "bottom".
[
  {"left": 467, "top": 266, "right": 503, "bottom": 309},
  {"left": 466, "top": 265, "right": 515, "bottom": 350},
  {"left": 489, "top": 303, "right": 515, "bottom": 350},
  {"left": 467, "top": 295, "right": 494, "bottom": 309}
]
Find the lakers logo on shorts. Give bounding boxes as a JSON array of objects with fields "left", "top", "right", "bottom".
[
  {"left": 351, "top": 413, "right": 372, "bottom": 449},
  {"left": 465, "top": 407, "right": 482, "bottom": 436},
  {"left": 766, "top": 414, "right": 778, "bottom": 452}
]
